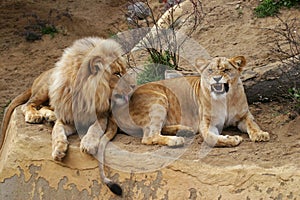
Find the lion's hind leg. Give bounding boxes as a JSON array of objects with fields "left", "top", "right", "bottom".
[
  {"left": 22, "top": 69, "right": 54, "bottom": 123},
  {"left": 22, "top": 103, "right": 43, "bottom": 123},
  {"left": 141, "top": 104, "right": 185, "bottom": 147}
]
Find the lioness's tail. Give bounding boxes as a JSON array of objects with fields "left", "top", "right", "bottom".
[
  {"left": 97, "top": 118, "right": 122, "bottom": 196},
  {"left": 0, "top": 88, "right": 31, "bottom": 150}
]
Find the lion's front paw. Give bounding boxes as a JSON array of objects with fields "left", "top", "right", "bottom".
[
  {"left": 25, "top": 111, "right": 43, "bottom": 124},
  {"left": 249, "top": 131, "right": 270, "bottom": 142},
  {"left": 80, "top": 134, "right": 100, "bottom": 155},
  {"left": 41, "top": 109, "right": 56, "bottom": 122},
  {"left": 167, "top": 136, "right": 185, "bottom": 147},
  {"left": 52, "top": 140, "right": 69, "bottom": 161}
]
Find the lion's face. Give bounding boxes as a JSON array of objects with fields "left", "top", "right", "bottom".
[{"left": 197, "top": 56, "right": 246, "bottom": 97}]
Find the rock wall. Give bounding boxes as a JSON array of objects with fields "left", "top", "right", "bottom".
[{"left": 0, "top": 107, "right": 300, "bottom": 199}]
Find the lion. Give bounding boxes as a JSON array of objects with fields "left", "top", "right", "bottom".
[
  {"left": 0, "top": 37, "right": 128, "bottom": 195},
  {"left": 110, "top": 56, "right": 270, "bottom": 148}
]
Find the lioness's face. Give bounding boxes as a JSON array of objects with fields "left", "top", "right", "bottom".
[
  {"left": 110, "top": 69, "right": 136, "bottom": 107},
  {"left": 197, "top": 56, "right": 246, "bottom": 96}
]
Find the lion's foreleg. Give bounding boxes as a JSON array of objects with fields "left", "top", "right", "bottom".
[
  {"left": 52, "top": 119, "right": 75, "bottom": 161},
  {"left": 200, "top": 118, "right": 243, "bottom": 147},
  {"left": 238, "top": 112, "right": 270, "bottom": 142},
  {"left": 80, "top": 117, "right": 107, "bottom": 155},
  {"left": 39, "top": 106, "right": 56, "bottom": 122}
]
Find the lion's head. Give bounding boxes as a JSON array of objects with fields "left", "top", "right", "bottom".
[
  {"left": 196, "top": 56, "right": 246, "bottom": 98},
  {"left": 50, "top": 37, "right": 128, "bottom": 126}
]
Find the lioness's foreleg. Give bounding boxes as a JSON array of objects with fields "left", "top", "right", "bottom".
[
  {"left": 52, "top": 119, "right": 75, "bottom": 161},
  {"left": 80, "top": 117, "right": 107, "bottom": 155},
  {"left": 200, "top": 119, "right": 243, "bottom": 147},
  {"left": 141, "top": 104, "right": 184, "bottom": 147},
  {"left": 238, "top": 112, "right": 270, "bottom": 142}
]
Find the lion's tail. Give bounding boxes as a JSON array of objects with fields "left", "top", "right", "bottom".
[
  {"left": 97, "top": 119, "right": 122, "bottom": 196},
  {"left": 0, "top": 88, "right": 31, "bottom": 150}
]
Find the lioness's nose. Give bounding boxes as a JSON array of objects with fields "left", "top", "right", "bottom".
[{"left": 213, "top": 76, "right": 222, "bottom": 82}]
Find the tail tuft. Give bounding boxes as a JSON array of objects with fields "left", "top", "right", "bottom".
[{"left": 106, "top": 182, "right": 122, "bottom": 196}]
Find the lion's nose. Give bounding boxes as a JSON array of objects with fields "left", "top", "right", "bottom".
[{"left": 213, "top": 76, "right": 222, "bottom": 82}]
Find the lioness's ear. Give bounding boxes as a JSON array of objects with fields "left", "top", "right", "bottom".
[
  {"left": 195, "top": 58, "right": 209, "bottom": 72},
  {"left": 89, "top": 56, "right": 103, "bottom": 74},
  {"left": 230, "top": 56, "right": 246, "bottom": 71}
]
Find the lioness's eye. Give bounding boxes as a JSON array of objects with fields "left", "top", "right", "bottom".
[
  {"left": 208, "top": 69, "right": 213, "bottom": 73},
  {"left": 224, "top": 68, "right": 231, "bottom": 72}
]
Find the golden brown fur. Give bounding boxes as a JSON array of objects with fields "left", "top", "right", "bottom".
[
  {"left": 0, "top": 37, "right": 127, "bottom": 158},
  {"left": 0, "top": 37, "right": 129, "bottom": 195},
  {"left": 111, "top": 56, "right": 270, "bottom": 147}
]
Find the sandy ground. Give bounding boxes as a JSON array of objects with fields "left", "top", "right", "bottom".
[{"left": 0, "top": 0, "right": 299, "bottom": 173}]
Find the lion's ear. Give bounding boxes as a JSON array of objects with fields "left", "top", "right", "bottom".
[
  {"left": 195, "top": 58, "right": 209, "bottom": 72},
  {"left": 230, "top": 56, "right": 246, "bottom": 71},
  {"left": 89, "top": 56, "right": 103, "bottom": 75}
]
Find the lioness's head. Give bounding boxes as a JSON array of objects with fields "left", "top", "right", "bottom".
[
  {"left": 196, "top": 56, "right": 246, "bottom": 97},
  {"left": 111, "top": 69, "right": 137, "bottom": 107}
]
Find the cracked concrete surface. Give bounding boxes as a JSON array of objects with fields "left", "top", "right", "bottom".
[{"left": 0, "top": 107, "right": 300, "bottom": 199}]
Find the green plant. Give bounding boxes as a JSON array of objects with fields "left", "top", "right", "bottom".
[
  {"left": 137, "top": 50, "right": 175, "bottom": 84},
  {"left": 254, "top": 0, "right": 300, "bottom": 18},
  {"left": 137, "top": 63, "right": 171, "bottom": 85},
  {"left": 289, "top": 87, "right": 300, "bottom": 108},
  {"left": 23, "top": 8, "right": 72, "bottom": 41},
  {"left": 254, "top": 0, "right": 280, "bottom": 17},
  {"left": 41, "top": 24, "right": 58, "bottom": 37}
]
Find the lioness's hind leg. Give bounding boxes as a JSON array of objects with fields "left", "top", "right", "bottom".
[{"left": 141, "top": 104, "right": 184, "bottom": 147}]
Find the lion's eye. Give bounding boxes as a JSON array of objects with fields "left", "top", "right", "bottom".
[
  {"left": 224, "top": 68, "right": 231, "bottom": 73},
  {"left": 114, "top": 72, "right": 122, "bottom": 78},
  {"left": 208, "top": 69, "right": 213, "bottom": 73}
]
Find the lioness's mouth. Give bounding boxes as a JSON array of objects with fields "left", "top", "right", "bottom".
[{"left": 211, "top": 83, "right": 229, "bottom": 94}]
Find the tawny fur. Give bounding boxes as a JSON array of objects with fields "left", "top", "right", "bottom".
[
  {"left": 47, "top": 37, "right": 126, "bottom": 161},
  {"left": 0, "top": 37, "right": 128, "bottom": 196},
  {"left": 112, "top": 56, "right": 270, "bottom": 147}
]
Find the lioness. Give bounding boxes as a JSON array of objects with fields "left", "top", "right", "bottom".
[{"left": 111, "top": 56, "right": 270, "bottom": 147}]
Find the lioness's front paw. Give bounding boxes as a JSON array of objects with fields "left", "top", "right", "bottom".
[
  {"left": 52, "top": 140, "right": 69, "bottom": 161},
  {"left": 226, "top": 135, "right": 243, "bottom": 147},
  {"left": 80, "top": 135, "right": 100, "bottom": 155},
  {"left": 249, "top": 131, "right": 270, "bottom": 142},
  {"left": 167, "top": 136, "right": 185, "bottom": 147}
]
